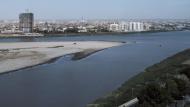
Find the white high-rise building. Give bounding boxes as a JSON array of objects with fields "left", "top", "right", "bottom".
[
  {"left": 119, "top": 22, "right": 129, "bottom": 32},
  {"left": 109, "top": 23, "right": 119, "bottom": 32},
  {"left": 129, "top": 22, "right": 134, "bottom": 31},
  {"left": 127, "top": 22, "right": 145, "bottom": 32},
  {"left": 109, "top": 22, "right": 151, "bottom": 32}
]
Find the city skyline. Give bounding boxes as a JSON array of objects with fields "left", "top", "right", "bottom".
[{"left": 0, "top": 0, "right": 190, "bottom": 20}]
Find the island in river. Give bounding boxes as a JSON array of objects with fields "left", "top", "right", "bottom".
[{"left": 0, "top": 41, "right": 124, "bottom": 74}]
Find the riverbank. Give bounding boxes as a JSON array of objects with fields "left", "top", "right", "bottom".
[
  {"left": 90, "top": 48, "right": 190, "bottom": 107},
  {"left": 0, "top": 41, "right": 124, "bottom": 74},
  {"left": 0, "top": 30, "right": 185, "bottom": 38},
  {"left": 42, "top": 30, "right": 184, "bottom": 37}
]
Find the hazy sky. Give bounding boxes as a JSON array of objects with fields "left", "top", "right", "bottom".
[{"left": 0, "top": 0, "right": 190, "bottom": 20}]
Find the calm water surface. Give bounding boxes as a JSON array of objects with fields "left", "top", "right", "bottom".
[{"left": 0, "top": 31, "right": 190, "bottom": 107}]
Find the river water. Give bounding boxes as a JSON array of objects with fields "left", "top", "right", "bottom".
[{"left": 0, "top": 31, "right": 190, "bottom": 107}]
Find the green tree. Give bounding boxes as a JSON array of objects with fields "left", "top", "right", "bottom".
[
  {"left": 138, "top": 83, "right": 172, "bottom": 107},
  {"left": 174, "top": 78, "right": 188, "bottom": 98},
  {"left": 181, "top": 67, "right": 190, "bottom": 79},
  {"left": 165, "top": 79, "right": 179, "bottom": 100}
]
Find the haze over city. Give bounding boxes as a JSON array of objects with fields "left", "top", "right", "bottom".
[
  {"left": 0, "top": 0, "right": 190, "bottom": 19},
  {"left": 0, "top": 1, "right": 190, "bottom": 107}
]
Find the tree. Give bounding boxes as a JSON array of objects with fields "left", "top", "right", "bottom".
[
  {"left": 181, "top": 67, "right": 190, "bottom": 79},
  {"left": 138, "top": 83, "right": 172, "bottom": 107},
  {"left": 165, "top": 79, "right": 179, "bottom": 100},
  {"left": 174, "top": 78, "right": 188, "bottom": 99}
]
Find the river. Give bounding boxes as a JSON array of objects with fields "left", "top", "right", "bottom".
[{"left": 0, "top": 31, "right": 190, "bottom": 107}]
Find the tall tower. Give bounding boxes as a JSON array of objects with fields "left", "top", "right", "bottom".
[{"left": 19, "top": 12, "right": 34, "bottom": 33}]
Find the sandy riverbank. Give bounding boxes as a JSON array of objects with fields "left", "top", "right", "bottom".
[{"left": 0, "top": 41, "right": 124, "bottom": 74}]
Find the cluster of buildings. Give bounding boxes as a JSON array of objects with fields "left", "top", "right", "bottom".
[
  {"left": 33, "top": 19, "right": 152, "bottom": 33},
  {"left": 0, "top": 12, "right": 190, "bottom": 36},
  {"left": 109, "top": 22, "right": 151, "bottom": 32}
]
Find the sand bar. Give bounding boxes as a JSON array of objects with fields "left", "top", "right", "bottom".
[{"left": 0, "top": 41, "right": 124, "bottom": 74}]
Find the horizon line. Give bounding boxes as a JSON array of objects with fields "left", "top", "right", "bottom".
[{"left": 0, "top": 18, "right": 190, "bottom": 21}]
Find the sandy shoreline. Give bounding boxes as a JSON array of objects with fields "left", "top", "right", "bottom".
[{"left": 0, "top": 41, "right": 124, "bottom": 74}]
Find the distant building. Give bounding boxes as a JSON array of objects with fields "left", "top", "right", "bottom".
[
  {"left": 129, "top": 22, "right": 144, "bottom": 32},
  {"left": 19, "top": 12, "right": 34, "bottom": 33},
  {"left": 109, "top": 23, "right": 119, "bottom": 32},
  {"left": 119, "top": 22, "right": 130, "bottom": 32},
  {"left": 109, "top": 22, "right": 151, "bottom": 32},
  {"left": 78, "top": 26, "right": 87, "bottom": 33}
]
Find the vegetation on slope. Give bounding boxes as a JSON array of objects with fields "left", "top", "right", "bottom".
[{"left": 89, "top": 49, "right": 190, "bottom": 107}]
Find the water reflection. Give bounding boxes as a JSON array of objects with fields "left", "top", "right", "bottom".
[{"left": 19, "top": 37, "right": 36, "bottom": 42}]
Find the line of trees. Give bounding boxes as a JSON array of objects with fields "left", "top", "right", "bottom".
[{"left": 138, "top": 67, "right": 190, "bottom": 107}]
